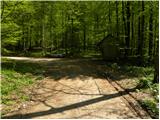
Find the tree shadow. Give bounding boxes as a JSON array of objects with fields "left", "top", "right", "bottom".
[
  {"left": 1, "top": 58, "right": 108, "bottom": 80},
  {"left": 1, "top": 58, "right": 145, "bottom": 119},
  {"left": 2, "top": 88, "right": 136, "bottom": 119},
  {"left": 1, "top": 57, "right": 141, "bottom": 84},
  {"left": 1, "top": 59, "right": 45, "bottom": 75}
]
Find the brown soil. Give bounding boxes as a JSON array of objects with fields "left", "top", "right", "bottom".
[{"left": 2, "top": 57, "right": 151, "bottom": 119}]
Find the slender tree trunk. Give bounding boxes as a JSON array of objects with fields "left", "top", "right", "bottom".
[
  {"left": 42, "top": 23, "right": 45, "bottom": 54},
  {"left": 83, "top": 25, "right": 86, "bottom": 51},
  {"left": 153, "top": 19, "right": 157, "bottom": 56},
  {"left": 131, "top": 2, "right": 134, "bottom": 53},
  {"left": 108, "top": 1, "right": 112, "bottom": 34},
  {"left": 116, "top": 1, "right": 119, "bottom": 40},
  {"left": 29, "top": 26, "right": 32, "bottom": 50},
  {"left": 22, "top": 18, "right": 26, "bottom": 52},
  {"left": 27, "top": 26, "right": 30, "bottom": 50},
  {"left": 50, "top": 6, "right": 53, "bottom": 52},
  {"left": 71, "top": 18, "right": 74, "bottom": 53},
  {"left": 126, "top": 1, "right": 130, "bottom": 56},
  {"left": 153, "top": 41, "right": 159, "bottom": 83},
  {"left": 41, "top": 2, "right": 45, "bottom": 55},
  {"left": 122, "top": 2, "right": 126, "bottom": 45},
  {"left": 140, "top": 1, "right": 145, "bottom": 58},
  {"left": 122, "top": 2, "right": 128, "bottom": 56},
  {"left": 64, "top": 13, "right": 68, "bottom": 55},
  {"left": 137, "top": 1, "right": 141, "bottom": 56},
  {"left": 65, "top": 30, "right": 68, "bottom": 55},
  {"left": 148, "top": 3, "right": 153, "bottom": 60}
]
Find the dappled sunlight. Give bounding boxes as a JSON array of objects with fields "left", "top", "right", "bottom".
[
  {"left": 2, "top": 84, "right": 137, "bottom": 119},
  {"left": 1, "top": 0, "right": 158, "bottom": 118},
  {"left": 1, "top": 57, "right": 152, "bottom": 119}
]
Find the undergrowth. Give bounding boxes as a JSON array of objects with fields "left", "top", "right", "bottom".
[
  {"left": 1, "top": 58, "right": 44, "bottom": 105},
  {"left": 140, "top": 99, "right": 159, "bottom": 119},
  {"left": 108, "top": 62, "right": 158, "bottom": 119}
]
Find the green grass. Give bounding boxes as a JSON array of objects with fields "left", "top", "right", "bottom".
[
  {"left": 121, "top": 66, "right": 158, "bottom": 119},
  {"left": 140, "top": 99, "right": 159, "bottom": 119},
  {"left": 2, "top": 70, "right": 33, "bottom": 96},
  {"left": 2, "top": 58, "right": 45, "bottom": 74},
  {"left": 107, "top": 62, "right": 158, "bottom": 118},
  {"left": 80, "top": 50, "right": 101, "bottom": 58},
  {"left": 108, "top": 63, "right": 154, "bottom": 77},
  {"left": 1, "top": 58, "right": 44, "bottom": 105}
]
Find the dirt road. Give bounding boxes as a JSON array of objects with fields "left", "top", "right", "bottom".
[{"left": 2, "top": 57, "right": 150, "bottom": 119}]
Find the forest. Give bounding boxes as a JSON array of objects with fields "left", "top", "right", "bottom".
[
  {"left": 2, "top": 1, "right": 159, "bottom": 60},
  {"left": 1, "top": 1, "right": 159, "bottom": 119}
]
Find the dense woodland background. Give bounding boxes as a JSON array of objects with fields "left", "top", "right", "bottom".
[
  {"left": 1, "top": 1, "right": 159, "bottom": 59},
  {"left": 1, "top": 1, "right": 159, "bottom": 78}
]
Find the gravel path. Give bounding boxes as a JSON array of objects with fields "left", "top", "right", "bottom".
[{"left": 2, "top": 57, "right": 150, "bottom": 119}]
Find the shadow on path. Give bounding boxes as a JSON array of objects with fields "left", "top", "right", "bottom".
[{"left": 2, "top": 88, "right": 135, "bottom": 119}]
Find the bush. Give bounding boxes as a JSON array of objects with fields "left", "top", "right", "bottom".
[
  {"left": 140, "top": 99, "right": 159, "bottom": 119},
  {"left": 137, "top": 77, "right": 153, "bottom": 88},
  {"left": 1, "top": 58, "right": 44, "bottom": 105},
  {"left": 150, "top": 83, "right": 159, "bottom": 97}
]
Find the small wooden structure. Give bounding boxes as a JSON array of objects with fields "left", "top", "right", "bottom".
[{"left": 97, "top": 34, "right": 119, "bottom": 60}]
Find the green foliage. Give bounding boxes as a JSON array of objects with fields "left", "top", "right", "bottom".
[
  {"left": 1, "top": 1, "right": 159, "bottom": 59},
  {"left": 1, "top": 70, "right": 33, "bottom": 96},
  {"left": 131, "top": 66, "right": 159, "bottom": 119},
  {"left": 150, "top": 83, "right": 159, "bottom": 97},
  {"left": 1, "top": 58, "right": 44, "bottom": 105},
  {"left": 119, "top": 65, "right": 154, "bottom": 77},
  {"left": 80, "top": 50, "right": 101, "bottom": 58},
  {"left": 112, "top": 63, "right": 158, "bottom": 119},
  {"left": 1, "top": 22, "right": 21, "bottom": 46},
  {"left": 111, "top": 63, "right": 119, "bottom": 70},
  {"left": 140, "top": 99, "right": 159, "bottom": 119},
  {"left": 2, "top": 58, "right": 44, "bottom": 74},
  {"left": 138, "top": 77, "right": 153, "bottom": 88},
  {"left": 136, "top": 72, "right": 158, "bottom": 98},
  {"left": 1, "top": 48, "right": 15, "bottom": 56}
]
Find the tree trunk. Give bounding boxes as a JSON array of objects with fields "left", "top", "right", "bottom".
[
  {"left": 41, "top": 2, "right": 45, "bottom": 55},
  {"left": 42, "top": 23, "right": 45, "bottom": 54},
  {"left": 50, "top": 6, "right": 53, "bottom": 52},
  {"left": 116, "top": 1, "right": 119, "bottom": 40},
  {"left": 126, "top": 1, "right": 130, "bottom": 56},
  {"left": 140, "top": 1, "right": 145, "bottom": 58},
  {"left": 148, "top": 3, "right": 153, "bottom": 60},
  {"left": 153, "top": 19, "right": 157, "bottom": 56},
  {"left": 122, "top": 2, "right": 127, "bottom": 56},
  {"left": 122, "top": 2, "right": 126, "bottom": 45},
  {"left": 108, "top": 1, "right": 112, "bottom": 34},
  {"left": 153, "top": 41, "right": 159, "bottom": 83},
  {"left": 137, "top": 1, "right": 141, "bottom": 56},
  {"left": 22, "top": 18, "right": 26, "bottom": 52},
  {"left": 29, "top": 26, "right": 32, "bottom": 50},
  {"left": 83, "top": 25, "right": 86, "bottom": 51},
  {"left": 71, "top": 18, "right": 74, "bottom": 53},
  {"left": 131, "top": 2, "right": 134, "bottom": 53}
]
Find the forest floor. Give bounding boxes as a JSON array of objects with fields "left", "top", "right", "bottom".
[{"left": 1, "top": 57, "right": 152, "bottom": 119}]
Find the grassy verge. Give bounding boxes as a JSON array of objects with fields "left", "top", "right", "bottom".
[
  {"left": 138, "top": 81, "right": 159, "bottom": 119},
  {"left": 1, "top": 58, "right": 44, "bottom": 108},
  {"left": 140, "top": 99, "right": 159, "bottom": 119},
  {"left": 108, "top": 63, "right": 159, "bottom": 118}
]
